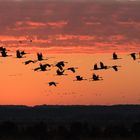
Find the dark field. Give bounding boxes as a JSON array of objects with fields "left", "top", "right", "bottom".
[{"left": 0, "top": 105, "right": 140, "bottom": 140}]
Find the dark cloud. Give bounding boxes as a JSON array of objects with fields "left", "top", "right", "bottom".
[{"left": 0, "top": 0, "right": 139, "bottom": 51}]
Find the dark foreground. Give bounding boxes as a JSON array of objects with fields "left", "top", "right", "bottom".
[{"left": 0, "top": 105, "right": 140, "bottom": 140}]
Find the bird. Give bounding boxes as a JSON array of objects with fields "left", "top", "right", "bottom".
[
  {"left": 112, "top": 52, "right": 121, "bottom": 60},
  {"left": 0, "top": 46, "right": 6, "bottom": 52},
  {"left": 130, "top": 53, "right": 136, "bottom": 60},
  {"left": 56, "top": 69, "right": 65, "bottom": 75},
  {"left": 0, "top": 49, "right": 8, "bottom": 57},
  {"left": 21, "top": 51, "right": 28, "bottom": 55},
  {"left": 55, "top": 64, "right": 63, "bottom": 70},
  {"left": 93, "top": 63, "right": 99, "bottom": 70},
  {"left": 0, "top": 47, "right": 8, "bottom": 57},
  {"left": 48, "top": 81, "right": 58, "bottom": 86},
  {"left": 16, "top": 50, "right": 27, "bottom": 58},
  {"left": 100, "top": 62, "right": 109, "bottom": 70},
  {"left": 111, "top": 65, "right": 121, "bottom": 71},
  {"left": 24, "top": 60, "right": 35, "bottom": 65},
  {"left": 34, "top": 63, "right": 51, "bottom": 71},
  {"left": 37, "top": 53, "right": 43, "bottom": 61},
  {"left": 92, "top": 73, "right": 102, "bottom": 81},
  {"left": 16, "top": 50, "right": 22, "bottom": 58},
  {"left": 75, "top": 75, "right": 87, "bottom": 81},
  {"left": 34, "top": 67, "right": 41, "bottom": 71},
  {"left": 36, "top": 52, "right": 48, "bottom": 61},
  {"left": 55, "top": 61, "right": 68, "bottom": 70},
  {"left": 67, "top": 67, "right": 78, "bottom": 73}
]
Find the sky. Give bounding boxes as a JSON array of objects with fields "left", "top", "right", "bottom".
[
  {"left": 0, "top": 0, "right": 139, "bottom": 52},
  {"left": 0, "top": 0, "right": 140, "bottom": 106},
  {"left": 0, "top": 52, "right": 140, "bottom": 106}
]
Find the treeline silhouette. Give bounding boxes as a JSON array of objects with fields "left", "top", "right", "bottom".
[
  {"left": 0, "top": 105, "right": 140, "bottom": 139},
  {"left": 0, "top": 121, "right": 140, "bottom": 139},
  {"left": 0, "top": 105, "right": 140, "bottom": 123}
]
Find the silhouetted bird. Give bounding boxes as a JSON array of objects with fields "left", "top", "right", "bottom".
[
  {"left": 100, "top": 62, "right": 108, "bottom": 69},
  {"left": 76, "top": 76, "right": 83, "bottom": 81},
  {"left": 130, "top": 53, "right": 136, "bottom": 60},
  {"left": 94, "top": 63, "right": 99, "bottom": 70},
  {"left": 34, "top": 63, "right": 51, "bottom": 71},
  {"left": 75, "top": 75, "right": 87, "bottom": 81},
  {"left": 112, "top": 52, "right": 121, "bottom": 60},
  {"left": 21, "top": 51, "right": 27, "bottom": 55},
  {"left": 56, "top": 64, "right": 63, "bottom": 70},
  {"left": 67, "top": 67, "right": 78, "bottom": 73},
  {"left": 92, "top": 73, "right": 102, "bottom": 81},
  {"left": 111, "top": 65, "right": 120, "bottom": 71},
  {"left": 1, "top": 50, "right": 8, "bottom": 57},
  {"left": 48, "top": 81, "right": 58, "bottom": 86},
  {"left": 56, "top": 69, "right": 65, "bottom": 75},
  {"left": 24, "top": 60, "right": 35, "bottom": 65},
  {"left": 0, "top": 47, "right": 8, "bottom": 57},
  {"left": 0, "top": 47, "right": 6, "bottom": 52},
  {"left": 55, "top": 61, "right": 68, "bottom": 70},
  {"left": 16, "top": 50, "right": 22, "bottom": 58},
  {"left": 16, "top": 50, "right": 27, "bottom": 58},
  {"left": 37, "top": 53, "right": 43, "bottom": 61}
]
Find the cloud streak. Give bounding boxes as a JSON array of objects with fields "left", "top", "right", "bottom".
[{"left": 0, "top": 0, "right": 140, "bottom": 52}]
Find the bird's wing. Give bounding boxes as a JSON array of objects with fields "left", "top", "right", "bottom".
[
  {"left": 34, "top": 67, "right": 40, "bottom": 71},
  {"left": 44, "top": 63, "right": 51, "bottom": 67},
  {"left": 113, "top": 67, "right": 118, "bottom": 71}
]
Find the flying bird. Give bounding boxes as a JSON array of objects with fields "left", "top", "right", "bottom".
[
  {"left": 0, "top": 47, "right": 6, "bottom": 52},
  {"left": 24, "top": 60, "right": 35, "bottom": 65},
  {"left": 67, "top": 67, "right": 78, "bottom": 73},
  {"left": 56, "top": 69, "right": 65, "bottom": 75},
  {"left": 21, "top": 51, "right": 28, "bottom": 55},
  {"left": 112, "top": 52, "right": 121, "bottom": 60},
  {"left": 0, "top": 47, "right": 8, "bottom": 57},
  {"left": 111, "top": 65, "right": 121, "bottom": 71},
  {"left": 93, "top": 63, "right": 99, "bottom": 70},
  {"left": 16, "top": 50, "right": 22, "bottom": 58},
  {"left": 34, "top": 63, "right": 51, "bottom": 71},
  {"left": 37, "top": 53, "right": 43, "bottom": 61},
  {"left": 55, "top": 61, "right": 68, "bottom": 70},
  {"left": 91, "top": 73, "right": 103, "bottom": 81},
  {"left": 36, "top": 52, "right": 48, "bottom": 61},
  {"left": 100, "top": 62, "right": 109, "bottom": 70},
  {"left": 75, "top": 75, "right": 87, "bottom": 81},
  {"left": 48, "top": 81, "right": 58, "bottom": 87},
  {"left": 130, "top": 53, "right": 136, "bottom": 60},
  {"left": 16, "top": 50, "right": 27, "bottom": 58}
]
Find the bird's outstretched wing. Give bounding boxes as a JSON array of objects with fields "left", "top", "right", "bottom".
[
  {"left": 34, "top": 67, "right": 41, "bottom": 71},
  {"left": 24, "top": 60, "right": 35, "bottom": 65},
  {"left": 44, "top": 63, "right": 51, "bottom": 67}
]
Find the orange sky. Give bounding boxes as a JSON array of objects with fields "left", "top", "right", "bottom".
[
  {"left": 0, "top": 0, "right": 139, "bottom": 105},
  {"left": 0, "top": 51, "right": 140, "bottom": 106}
]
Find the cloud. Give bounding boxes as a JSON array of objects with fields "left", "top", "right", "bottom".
[{"left": 0, "top": 0, "right": 139, "bottom": 52}]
